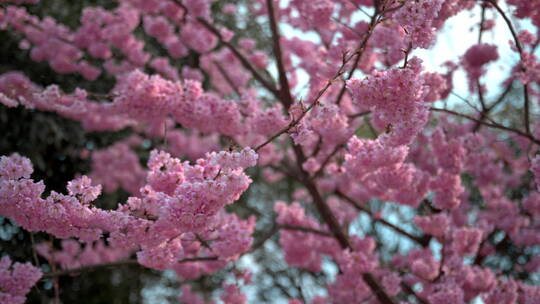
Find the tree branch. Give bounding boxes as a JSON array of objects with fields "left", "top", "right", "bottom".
[
  {"left": 265, "top": 0, "right": 294, "bottom": 108},
  {"left": 172, "top": 0, "right": 281, "bottom": 98},
  {"left": 291, "top": 144, "right": 396, "bottom": 304},
  {"left": 334, "top": 12, "right": 380, "bottom": 105},
  {"left": 473, "top": 82, "right": 513, "bottom": 131},
  {"left": 484, "top": 0, "right": 531, "bottom": 135},
  {"left": 279, "top": 224, "right": 334, "bottom": 237},
  {"left": 197, "top": 17, "right": 281, "bottom": 97},
  {"left": 336, "top": 191, "right": 431, "bottom": 247},
  {"left": 213, "top": 60, "right": 242, "bottom": 97},
  {"left": 255, "top": 51, "right": 360, "bottom": 152},
  {"left": 431, "top": 107, "right": 540, "bottom": 145}
]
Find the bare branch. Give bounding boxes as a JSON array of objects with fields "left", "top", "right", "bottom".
[
  {"left": 265, "top": 0, "right": 294, "bottom": 108},
  {"left": 431, "top": 107, "right": 540, "bottom": 145}
]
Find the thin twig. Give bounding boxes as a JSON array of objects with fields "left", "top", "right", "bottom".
[
  {"left": 311, "top": 143, "right": 346, "bottom": 179},
  {"left": 336, "top": 191, "right": 431, "bottom": 247},
  {"left": 291, "top": 142, "right": 396, "bottom": 304},
  {"left": 279, "top": 224, "right": 334, "bottom": 237},
  {"left": 248, "top": 224, "right": 279, "bottom": 253},
  {"left": 431, "top": 107, "right": 540, "bottom": 145},
  {"left": 29, "top": 233, "right": 40, "bottom": 267},
  {"left": 478, "top": 4, "right": 486, "bottom": 43},
  {"left": 473, "top": 82, "right": 513, "bottom": 131},
  {"left": 401, "top": 282, "right": 429, "bottom": 304},
  {"left": 172, "top": 0, "right": 280, "bottom": 99},
  {"left": 213, "top": 60, "right": 242, "bottom": 97},
  {"left": 254, "top": 51, "right": 360, "bottom": 152},
  {"left": 334, "top": 13, "right": 380, "bottom": 105},
  {"left": 484, "top": 0, "right": 531, "bottom": 135}
]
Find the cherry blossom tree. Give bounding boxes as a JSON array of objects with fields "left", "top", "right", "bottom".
[{"left": 1, "top": 0, "right": 540, "bottom": 303}]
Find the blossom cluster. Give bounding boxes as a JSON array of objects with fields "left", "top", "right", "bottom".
[
  {"left": 0, "top": 147, "right": 258, "bottom": 280},
  {"left": 0, "top": 256, "right": 42, "bottom": 304}
]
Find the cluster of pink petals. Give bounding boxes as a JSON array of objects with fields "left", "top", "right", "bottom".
[
  {"left": 220, "top": 284, "right": 247, "bottom": 304},
  {"left": 89, "top": 138, "right": 146, "bottom": 195},
  {"left": 462, "top": 43, "right": 499, "bottom": 91},
  {"left": 0, "top": 147, "right": 258, "bottom": 276},
  {"left": 179, "top": 285, "right": 211, "bottom": 304},
  {"left": 275, "top": 201, "right": 340, "bottom": 272},
  {"left": 0, "top": 155, "right": 117, "bottom": 241},
  {"left": 508, "top": 0, "right": 540, "bottom": 27},
  {"left": 347, "top": 57, "right": 429, "bottom": 147},
  {"left": 0, "top": 73, "right": 134, "bottom": 131},
  {"left": 342, "top": 136, "right": 429, "bottom": 208},
  {"left": 289, "top": 0, "right": 335, "bottom": 30},
  {"left": 0, "top": 0, "right": 222, "bottom": 81},
  {"left": 391, "top": 0, "right": 444, "bottom": 49},
  {"left": 0, "top": 256, "right": 42, "bottom": 304},
  {"left": 1, "top": 6, "right": 101, "bottom": 79},
  {"left": 0, "top": 70, "right": 293, "bottom": 143}
]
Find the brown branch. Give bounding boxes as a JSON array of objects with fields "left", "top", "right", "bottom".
[
  {"left": 401, "top": 282, "right": 429, "bottom": 304},
  {"left": 433, "top": 237, "right": 446, "bottom": 282},
  {"left": 473, "top": 83, "right": 513, "bottom": 131},
  {"left": 401, "top": 42, "right": 413, "bottom": 69},
  {"left": 311, "top": 143, "right": 346, "bottom": 179},
  {"left": 254, "top": 81, "right": 341, "bottom": 152},
  {"left": 477, "top": 79, "right": 487, "bottom": 112},
  {"left": 303, "top": 172, "right": 350, "bottom": 248},
  {"left": 431, "top": 107, "right": 540, "bottom": 145},
  {"left": 255, "top": 1, "right": 406, "bottom": 152},
  {"left": 360, "top": 274, "right": 396, "bottom": 304},
  {"left": 290, "top": 143, "right": 395, "bottom": 303},
  {"left": 334, "top": 1, "right": 406, "bottom": 105},
  {"left": 179, "top": 256, "right": 219, "bottom": 263},
  {"left": 488, "top": 83, "right": 513, "bottom": 112},
  {"left": 291, "top": 144, "right": 396, "bottom": 304},
  {"left": 265, "top": 0, "right": 294, "bottom": 109},
  {"left": 523, "top": 84, "right": 531, "bottom": 135},
  {"left": 473, "top": 229, "right": 498, "bottom": 266},
  {"left": 279, "top": 224, "right": 334, "bottom": 237},
  {"left": 334, "top": 13, "right": 380, "bottom": 105},
  {"left": 197, "top": 18, "right": 280, "bottom": 97},
  {"left": 248, "top": 224, "right": 280, "bottom": 253},
  {"left": 484, "top": 0, "right": 522, "bottom": 53},
  {"left": 348, "top": 110, "right": 371, "bottom": 119},
  {"left": 336, "top": 191, "right": 431, "bottom": 247},
  {"left": 484, "top": 0, "right": 531, "bottom": 135},
  {"left": 478, "top": 4, "right": 487, "bottom": 44},
  {"left": 255, "top": 52, "right": 359, "bottom": 152},
  {"left": 172, "top": 0, "right": 280, "bottom": 98},
  {"left": 29, "top": 233, "right": 40, "bottom": 268},
  {"left": 213, "top": 60, "right": 242, "bottom": 97}
]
